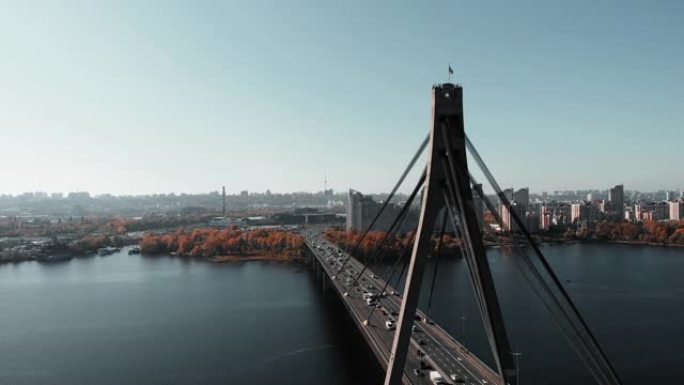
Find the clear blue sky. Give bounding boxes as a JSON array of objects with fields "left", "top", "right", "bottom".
[{"left": 0, "top": 0, "right": 681, "bottom": 195}]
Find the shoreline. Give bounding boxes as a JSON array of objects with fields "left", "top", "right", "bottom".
[{"left": 533, "top": 238, "right": 684, "bottom": 249}]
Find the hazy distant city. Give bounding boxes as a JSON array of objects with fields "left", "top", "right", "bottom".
[{"left": 2, "top": 184, "right": 681, "bottom": 220}]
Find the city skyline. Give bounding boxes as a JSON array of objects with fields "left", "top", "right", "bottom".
[
  {"left": 2, "top": 183, "right": 682, "bottom": 199},
  {"left": 1, "top": 1, "right": 682, "bottom": 195}
]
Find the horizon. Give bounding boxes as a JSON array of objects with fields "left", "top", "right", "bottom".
[
  {"left": 1, "top": 1, "right": 682, "bottom": 195},
  {"left": 2, "top": 184, "right": 682, "bottom": 199}
]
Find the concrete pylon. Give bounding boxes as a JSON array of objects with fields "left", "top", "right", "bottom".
[{"left": 384, "top": 84, "right": 516, "bottom": 385}]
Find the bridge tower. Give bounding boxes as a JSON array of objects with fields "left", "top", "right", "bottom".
[{"left": 384, "top": 84, "right": 517, "bottom": 385}]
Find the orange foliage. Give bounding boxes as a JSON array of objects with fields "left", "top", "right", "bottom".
[
  {"left": 139, "top": 227, "right": 306, "bottom": 260},
  {"left": 324, "top": 229, "right": 463, "bottom": 261}
]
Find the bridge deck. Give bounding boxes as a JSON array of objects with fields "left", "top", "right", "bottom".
[{"left": 304, "top": 229, "right": 503, "bottom": 385}]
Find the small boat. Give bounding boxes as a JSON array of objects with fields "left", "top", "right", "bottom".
[
  {"left": 128, "top": 247, "right": 141, "bottom": 255},
  {"left": 38, "top": 254, "right": 72, "bottom": 263},
  {"left": 97, "top": 247, "right": 120, "bottom": 256}
]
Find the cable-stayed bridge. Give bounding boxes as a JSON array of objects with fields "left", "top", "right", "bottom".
[{"left": 302, "top": 83, "right": 623, "bottom": 385}]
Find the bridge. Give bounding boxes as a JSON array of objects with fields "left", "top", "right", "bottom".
[
  {"left": 302, "top": 83, "right": 624, "bottom": 385},
  {"left": 305, "top": 229, "right": 500, "bottom": 385}
]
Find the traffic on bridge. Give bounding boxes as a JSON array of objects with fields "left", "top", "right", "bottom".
[{"left": 304, "top": 228, "right": 501, "bottom": 385}]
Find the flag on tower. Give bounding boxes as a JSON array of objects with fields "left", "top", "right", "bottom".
[{"left": 448, "top": 65, "right": 453, "bottom": 75}]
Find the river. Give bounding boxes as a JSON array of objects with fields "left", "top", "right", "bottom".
[{"left": 0, "top": 244, "right": 681, "bottom": 385}]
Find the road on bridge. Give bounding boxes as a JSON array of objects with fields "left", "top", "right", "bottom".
[{"left": 304, "top": 228, "right": 503, "bottom": 385}]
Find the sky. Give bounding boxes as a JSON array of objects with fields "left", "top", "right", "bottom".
[{"left": 0, "top": 0, "right": 682, "bottom": 196}]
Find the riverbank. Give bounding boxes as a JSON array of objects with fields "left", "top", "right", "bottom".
[{"left": 604, "top": 239, "right": 684, "bottom": 248}]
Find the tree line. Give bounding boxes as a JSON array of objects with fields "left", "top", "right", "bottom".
[
  {"left": 567, "top": 219, "right": 684, "bottom": 245},
  {"left": 323, "top": 229, "right": 465, "bottom": 261},
  {"left": 139, "top": 226, "right": 306, "bottom": 260}
]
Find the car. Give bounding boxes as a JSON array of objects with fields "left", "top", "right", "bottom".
[
  {"left": 391, "top": 311, "right": 398, "bottom": 316},
  {"left": 385, "top": 320, "right": 395, "bottom": 329},
  {"left": 416, "top": 349, "right": 425, "bottom": 357},
  {"left": 413, "top": 368, "right": 422, "bottom": 377},
  {"left": 418, "top": 339, "right": 426, "bottom": 345}
]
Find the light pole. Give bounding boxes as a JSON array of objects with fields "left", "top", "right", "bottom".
[
  {"left": 460, "top": 314, "right": 467, "bottom": 351},
  {"left": 511, "top": 349, "right": 522, "bottom": 385}
]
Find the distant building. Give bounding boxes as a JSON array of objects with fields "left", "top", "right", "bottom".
[
  {"left": 499, "top": 187, "right": 529, "bottom": 232},
  {"left": 67, "top": 192, "right": 90, "bottom": 200},
  {"left": 665, "top": 191, "right": 676, "bottom": 201},
  {"left": 472, "top": 184, "right": 485, "bottom": 228},
  {"left": 526, "top": 212, "right": 540, "bottom": 234},
  {"left": 346, "top": 189, "right": 417, "bottom": 232},
  {"left": 635, "top": 201, "right": 669, "bottom": 221},
  {"left": 513, "top": 188, "right": 529, "bottom": 206},
  {"left": 540, "top": 201, "right": 572, "bottom": 229},
  {"left": 608, "top": 185, "right": 624, "bottom": 218},
  {"left": 593, "top": 200, "right": 606, "bottom": 213},
  {"left": 571, "top": 202, "right": 599, "bottom": 223},
  {"left": 669, "top": 201, "right": 684, "bottom": 221}
]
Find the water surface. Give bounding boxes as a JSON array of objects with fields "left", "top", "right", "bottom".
[{"left": 1, "top": 243, "right": 682, "bottom": 385}]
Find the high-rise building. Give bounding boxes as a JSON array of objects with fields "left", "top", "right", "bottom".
[
  {"left": 608, "top": 185, "right": 624, "bottom": 218},
  {"left": 347, "top": 189, "right": 376, "bottom": 232},
  {"left": 346, "top": 189, "right": 418, "bottom": 232},
  {"left": 499, "top": 187, "right": 530, "bottom": 232}
]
